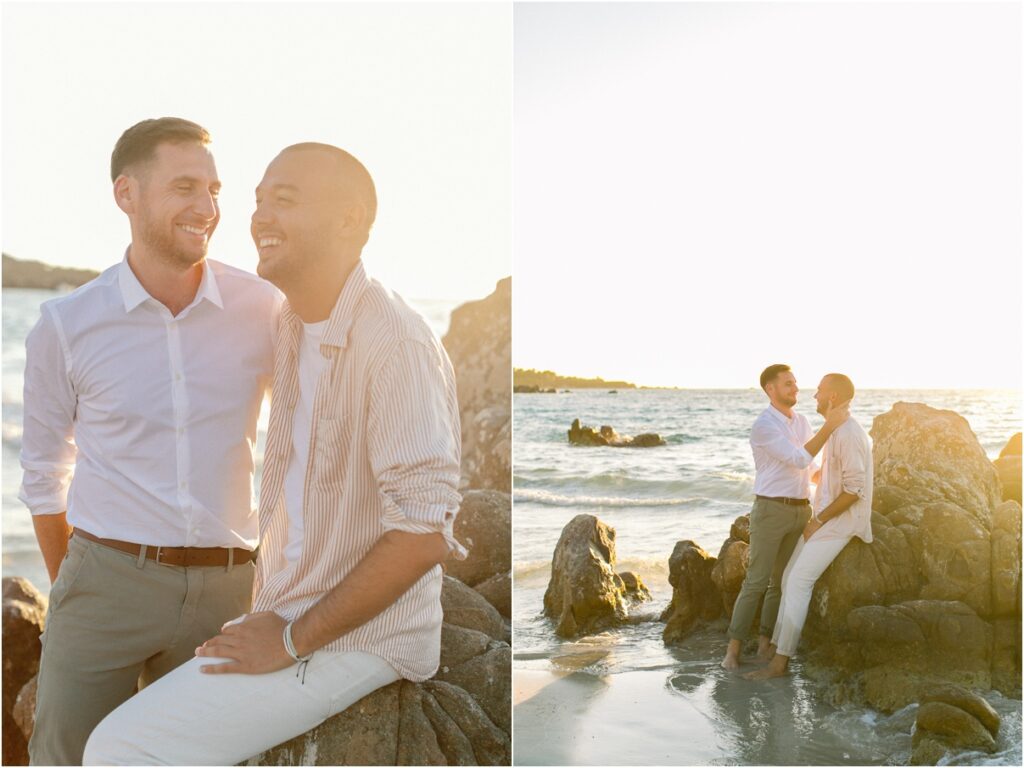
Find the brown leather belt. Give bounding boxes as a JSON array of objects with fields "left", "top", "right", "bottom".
[
  {"left": 73, "top": 529, "right": 256, "bottom": 567},
  {"left": 755, "top": 495, "right": 810, "bottom": 506}
]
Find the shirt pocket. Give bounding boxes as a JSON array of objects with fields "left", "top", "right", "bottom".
[{"left": 312, "top": 416, "right": 349, "bottom": 488}]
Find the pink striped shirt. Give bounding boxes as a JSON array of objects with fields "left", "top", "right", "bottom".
[{"left": 252, "top": 261, "right": 465, "bottom": 681}]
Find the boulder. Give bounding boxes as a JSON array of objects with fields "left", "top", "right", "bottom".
[
  {"left": 617, "top": 571, "right": 652, "bottom": 602},
  {"left": 436, "top": 646, "right": 511, "bottom": 735},
  {"left": 471, "top": 572, "right": 511, "bottom": 619},
  {"left": 567, "top": 419, "right": 666, "bottom": 448},
  {"left": 711, "top": 537, "right": 748, "bottom": 615},
  {"left": 250, "top": 679, "right": 510, "bottom": 766},
  {"left": 543, "top": 515, "right": 627, "bottom": 637},
  {"left": 12, "top": 675, "right": 37, "bottom": 744},
  {"left": 911, "top": 701, "right": 996, "bottom": 764},
  {"left": 871, "top": 403, "right": 1001, "bottom": 527},
  {"left": 441, "top": 576, "right": 507, "bottom": 642},
  {"left": 662, "top": 541, "right": 723, "bottom": 644},
  {"left": 993, "top": 450, "right": 1021, "bottom": 504},
  {"left": 2, "top": 577, "right": 46, "bottom": 766},
  {"left": 919, "top": 683, "right": 1000, "bottom": 738},
  {"left": 918, "top": 502, "right": 990, "bottom": 616},
  {"left": 990, "top": 500, "right": 1022, "bottom": 618},
  {"left": 446, "top": 491, "right": 511, "bottom": 588},
  {"left": 442, "top": 278, "right": 511, "bottom": 493},
  {"left": 999, "top": 432, "right": 1021, "bottom": 458},
  {"left": 729, "top": 515, "right": 750, "bottom": 544}
]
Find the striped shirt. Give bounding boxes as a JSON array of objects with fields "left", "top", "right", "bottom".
[{"left": 252, "top": 261, "right": 465, "bottom": 681}]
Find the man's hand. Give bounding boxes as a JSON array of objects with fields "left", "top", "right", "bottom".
[
  {"left": 823, "top": 399, "right": 850, "bottom": 431},
  {"left": 195, "top": 611, "right": 294, "bottom": 675},
  {"left": 803, "top": 517, "right": 824, "bottom": 541}
]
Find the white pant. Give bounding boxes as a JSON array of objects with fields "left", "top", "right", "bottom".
[
  {"left": 771, "top": 532, "right": 851, "bottom": 658},
  {"left": 83, "top": 649, "right": 399, "bottom": 765}
]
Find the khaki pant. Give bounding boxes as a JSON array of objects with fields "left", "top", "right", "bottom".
[
  {"left": 726, "top": 497, "right": 810, "bottom": 642},
  {"left": 29, "top": 534, "right": 254, "bottom": 766}
]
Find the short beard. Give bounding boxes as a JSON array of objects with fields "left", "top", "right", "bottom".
[{"left": 139, "top": 216, "right": 207, "bottom": 271}]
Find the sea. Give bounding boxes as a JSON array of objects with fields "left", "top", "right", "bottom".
[
  {"left": 513, "top": 387, "right": 1022, "bottom": 765},
  {"left": 1, "top": 286, "right": 460, "bottom": 595}
]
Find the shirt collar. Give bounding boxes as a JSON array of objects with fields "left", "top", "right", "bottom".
[
  {"left": 766, "top": 404, "right": 795, "bottom": 424},
  {"left": 280, "top": 260, "right": 369, "bottom": 352},
  {"left": 117, "top": 248, "right": 224, "bottom": 313}
]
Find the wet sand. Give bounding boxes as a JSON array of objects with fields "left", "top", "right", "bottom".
[{"left": 513, "top": 626, "right": 1024, "bottom": 766}]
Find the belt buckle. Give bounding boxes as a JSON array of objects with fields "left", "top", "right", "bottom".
[{"left": 154, "top": 545, "right": 173, "bottom": 566}]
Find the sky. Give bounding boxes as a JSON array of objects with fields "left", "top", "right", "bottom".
[
  {"left": 514, "top": 1, "right": 1022, "bottom": 389},
  {"left": 2, "top": 2, "right": 511, "bottom": 305}
]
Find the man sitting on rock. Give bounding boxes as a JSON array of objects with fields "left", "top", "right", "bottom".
[
  {"left": 721, "top": 364, "right": 848, "bottom": 671},
  {"left": 745, "top": 373, "right": 872, "bottom": 680},
  {"left": 84, "top": 143, "right": 466, "bottom": 765}
]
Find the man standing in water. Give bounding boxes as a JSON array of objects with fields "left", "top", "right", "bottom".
[
  {"left": 720, "top": 364, "right": 848, "bottom": 671},
  {"left": 20, "top": 117, "right": 278, "bottom": 764},
  {"left": 745, "top": 373, "right": 872, "bottom": 679},
  {"left": 84, "top": 143, "right": 465, "bottom": 765}
]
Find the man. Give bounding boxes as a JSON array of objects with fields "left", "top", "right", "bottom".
[
  {"left": 83, "top": 143, "right": 465, "bottom": 765},
  {"left": 745, "top": 373, "right": 872, "bottom": 680},
  {"left": 720, "top": 364, "right": 848, "bottom": 671},
  {"left": 19, "top": 117, "right": 279, "bottom": 765}
]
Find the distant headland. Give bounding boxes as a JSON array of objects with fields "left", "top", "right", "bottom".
[
  {"left": 514, "top": 368, "right": 638, "bottom": 390},
  {"left": 2, "top": 254, "right": 99, "bottom": 290}
]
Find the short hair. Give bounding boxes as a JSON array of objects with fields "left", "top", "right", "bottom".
[
  {"left": 760, "top": 364, "right": 791, "bottom": 391},
  {"left": 279, "top": 142, "right": 377, "bottom": 230},
  {"left": 111, "top": 117, "right": 211, "bottom": 182},
  {"left": 824, "top": 373, "right": 855, "bottom": 401}
]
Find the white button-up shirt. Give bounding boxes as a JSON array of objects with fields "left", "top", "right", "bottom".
[
  {"left": 19, "top": 255, "right": 280, "bottom": 549},
  {"left": 750, "top": 405, "right": 817, "bottom": 499},
  {"left": 813, "top": 417, "right": 873, "bottom": 543}
]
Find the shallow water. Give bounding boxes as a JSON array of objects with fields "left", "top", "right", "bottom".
[{"left": 513, "top": 387, "right": 1022, "bottom": 765}]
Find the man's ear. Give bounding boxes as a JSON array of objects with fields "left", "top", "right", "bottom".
[{"left": 113, "top": 174, "right": 136, "bottom": 215}]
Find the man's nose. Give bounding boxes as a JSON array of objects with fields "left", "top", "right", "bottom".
[
  {"left": 194, "top": 191, "right": 218, "bottom": 219},
  {"left": 252, "top": 201, "right": 272, "bottom": 226}
]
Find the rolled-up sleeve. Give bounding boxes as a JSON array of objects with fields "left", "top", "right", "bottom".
[
  {"left": 19, "top": 304, "right": 78, "bottom": 515},
  {"left": 750, "top": 418, "right": 813, "bottom": 469},
  {"left": 367, "top": 338, "right": 466, "bottom": 559},
  {"left": 837, "top": 429, "right": 869, "bottom": 499}
]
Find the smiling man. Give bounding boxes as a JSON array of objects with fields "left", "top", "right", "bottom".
[
  {"left": 83, "top": 143, "right": 465, "bottom": 765},
  {"left": 20, "top": 117, "right": 279, "bottom": 765}
]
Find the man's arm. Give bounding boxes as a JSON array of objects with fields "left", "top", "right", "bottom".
[
  {"left": 803, "top": 491, "right": 859, "bottom": 540},
  {"left": 20, "top": 305, "right": 79, "bottom": 581},
  {"left": 196, "top": 530, "right": 448, "bottom": 673},
  {"left": 751, "top": 402, "right": 849, "bottom": 469},
  {"left": 32, "top": 513, "right": 73, "bottom": 584}
]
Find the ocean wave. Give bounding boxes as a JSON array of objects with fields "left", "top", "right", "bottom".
[{"left": 513, "top": 488, "right": 702, "bottom": 508}]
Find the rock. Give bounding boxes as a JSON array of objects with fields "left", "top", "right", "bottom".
[
  {"left": 441, "top": 576, "right": 507, "bottom": 642},
  {"left": 442, "top": 278, "right": 510, "bottom": 493},
  {"left": 841, "top": 601, "right": 992, "bottom": 711},
  {"left": 2, "top": 254, "right": 98, "bottom": 289},
  {"left": 3, "top": 576, "right": 46, "bottom": 766},
  {"left": 998, "top": 432, "right": 1022, "bottom": 458},
  {"left": 662, "top": 541, "right": 722, "bottom": 644},
  {"left": 446, "top": 491, "right": 511, "bottom": 588},
  {"left": 919, "top": 683, "right": 1000, "bottom": 738},
  {"left": 729, "top": 515, "right": 750, "bottom": 544},
  {"left": 543, "top": 514, "right": 627, "bottom": 637},
  {"left": 912, "top": 701, "right": 996, "bottom": 761},
  {"left": 990, "top": 500, "right": 1022, "bottom": 618},
  {"left": 993, "top": 454, "right": 1022, "bottom": 503},
  {"left": 250, "top": 679, "right": 510, "bottom": 766},
  {"left": 439, "top": 624, "right": 492, "bottom": 671},
  {"left": 617, "top": 571, "right": 651, "bottom": 602},
  {"left": 436, "top": 646, "right": 511, "bottom": 735},
  {"left": 918, "top": 502, "right": 990, "bottom": 616},
  {"left": 12, "top": 675, "right": 37, "bottom": 744},
  {"left": 710, "top": 538, "right": 748, "bottom": 615},
  {"left": 567, "top": 419, "right": 666, "bottom": 448},
  {"left": 471, "top": 572, "right": 511, "bottom": 619},
  {"left": 871, "top": 403, "right": 1001, "bottom": 527},
  {"left": 990, "top": 617, "right": 1021, "bottom": 695}
]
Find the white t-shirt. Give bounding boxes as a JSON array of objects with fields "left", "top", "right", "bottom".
[{"left": 282, "top": 319, "right": 329, "bottom": 563}]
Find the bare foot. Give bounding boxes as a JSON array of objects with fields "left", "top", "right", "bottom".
[
  {"left": 743, "top": 656, "right": 789, "bottom": 680},
  {"left": 721, "top": 652, "right": 741, "bottom": 671},
  {"left": 755, "top": 637, "right": 775, "bottom": 663}
]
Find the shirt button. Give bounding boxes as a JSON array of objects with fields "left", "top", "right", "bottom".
[
  {"left": 174, "top": 373, "right": 182, "bottom": 382},
  {"left": 180, "top": 481, "right": 187, "bottom": 490},
  {"left": 177, "top": 427, "right": 185, "bottom": 436}
]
